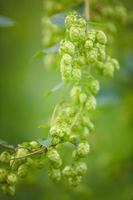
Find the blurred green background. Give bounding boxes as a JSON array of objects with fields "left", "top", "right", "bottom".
[{"left": 0, "top": 0, "right": 133, "bottom": 199}]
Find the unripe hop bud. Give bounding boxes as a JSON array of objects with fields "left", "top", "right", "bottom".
[
  {"left": 0, "top": 151, "right": 11, "bottom": 163},
  {"left": 73, "top": 56, "right": 86, "bottom": 66},
  {"left": 75, "top": 162, "right": 87, "bottom": 176},
  {"left": 60, "top": 40, "right": 75, "bottom": 55},
  {"left": 29, "top": 141, "right": 40, "bottom": 149},
  {"left": 69, "top": 26, "right": 85, "bottom": 42},
  {"left": 48, "top": 168, "right": 61, "bottom": 182},
  {"left": 85, "top": 96, "right": 96, "bottom": 111},
  {"left": 7, "top": 173, "right": 17, "bottom": 185},
  {"left": 103, "top": 62, "right": 114, "bottom": 77},
  {"left": 84, "top": 40, "right": 93, "bottom": 50},
  {"left": 77, "top": 18, "right": 87, "bottom": 28},
  {"left": 0, "top": 168, "right": 7, "bottom": 182},
  {"left": 111, "top": 58, "right": 120, "bottom": 70},
  {"left": 98, "top": 48, "right": 106, "bottom": 61},
  {"left": 62, "top": 166, "right": 72, "bottom": 177},
  {"left": 87, "top": 30, "right": 96, "bottom": 42},
  {"left": 52, "top": 136, "right": 61, "bottom": 145},
  {"left": 87, "top": 49, "right": 97, "bottom": 63},
  {"left": 61, "top": 54, "right": 72, "bottom": 65},
  {"left": 65, "top": 13, "right": 77, "bottom": 29},
  {"left": 17, "top": 164, "right": 28, "bottom": 178},
  {"left": 68, "top": 175, "right": 82, "bottom": 187},
  {"left": 10, "top": 158, "right": 22, "bottom": 171},
  {"left": 47, "top": 149, "right": 62, "bottom": 168},
  {"left": 89, "top": 79, "right": 100, "bottom": 94},
  {"left": 79, "top": 93, "right": 87, "bottom": 104},
  {"left": 70, "top": 86, "right": 82, "bottom": 102},
  {"left": 96, "top": 31, "right": 107, "bottom": 44},
  {"left": 16, "top": 148, "right": 29, "bottom": 158},
  {"left": 77, "top": 142, "right": 90, "bottom": 157},
  {"left": 1, "top": 184, "right": 16, "bottom": 196},
  {"left": 72, "top": 68, "right": 81, "bottom": 82}
]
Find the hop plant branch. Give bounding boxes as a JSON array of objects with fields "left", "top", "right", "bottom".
[
  {"left": 0, "top": 10, "right": 120, "bottom": 196},
  {"left": 84, "top": 0, "right": 90, "bottom": 20}
]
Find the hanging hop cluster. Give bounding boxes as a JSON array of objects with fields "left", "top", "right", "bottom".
[
  {"left": 0, "top": 12, "right": 120, "bottom": 195},
  {"left": 47, "top": 12, "right": 119, "bottom": 186},
  {"left": 0, "top": 141, "right": 46, "bottom": 195}
]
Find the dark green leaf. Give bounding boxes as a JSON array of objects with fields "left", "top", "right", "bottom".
[
  {"left": 46, "top": 82, "right": 64, "bottom": 97},
  {"left": 51, "top": 13, "right": 65, "bottom": 28},
  {"left": 38, "top": 136, "right": 53, "bottom": 148},
  {"left": 0, "top": 139, "right": 8, "bottom": 145},
  {"left": 32, "top": 44, "right": 59, "bottom": 59},
  {"left": 38, "top": 124, "right": 50, "bottom": 129},
  {"left": 87, "top": 21, "right": 106, "bottom": 27},
  {"left": 0, "top": 15, "right": 15, "bottom": 27}
]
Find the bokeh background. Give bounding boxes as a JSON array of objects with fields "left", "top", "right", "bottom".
[{"left": 0, "top": 0, "right": 133, "bottom": 199}]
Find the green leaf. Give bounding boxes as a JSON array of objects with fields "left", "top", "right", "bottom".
[
  {"left": 87, "top": 20, "right": 106, "bottom": 27},
  {"left": 0, "top": 139, "right": 8, "bottom": 145},
  {"left": 0, "top": 15, "right": 15, "bottom": 27},
  {"left": 38, "top": 136, "right": 53, "bottom": 148},
  {"left": 0, "top": 139, "right": 14, "bottom": 149},
  {"left": 38, "top": 124, "right": 50, "bottom": 129},
  {"left": 46, "top": 82, "right": 64, "bottom": 96},
  {"left": 32, "top": 44, "right": 59, "bottom": 59},
  {"left": 50, "top": 13, "right": 65, "bottom": 28}
]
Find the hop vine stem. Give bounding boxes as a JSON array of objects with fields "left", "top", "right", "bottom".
[{"left": 84, "top": 0, "right": 90, "bottom": 20}]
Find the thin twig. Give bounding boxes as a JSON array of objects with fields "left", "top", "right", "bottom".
[
  {"left": 84, "top": 0, "right": 90, "bottom": 20},
  {"left": 50, "top": 100, "right": 64, "bottom": 126},
  {"left": 0, "top": 143, "right": 16, "bottom": 152},
  {"left": 70, "top": 104, "right": 83, "bottom": 130},
  {"left": 10, "top": 147, "right": 47, "bottom": 160}
]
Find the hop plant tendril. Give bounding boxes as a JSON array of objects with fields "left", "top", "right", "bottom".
[{"left": 0, "top": 12, "right": 120, "bottom": 195}]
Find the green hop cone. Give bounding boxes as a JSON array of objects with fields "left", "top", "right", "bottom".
[
  {"left": 60, "top": 63, "right": 72, "bottom": 83},
  {"left": 69, "top": 26, "right": 86, "bottom": 42},
  {"left": 96, "top": 30, "right": 107, "bottom": 44},
  {"left": 29, "top": 141, "right": 40, "bottom": 149},
  {"left": 1, "top": 184, "right": 16, "bottom": 196},
  {"left": 47, "top": 148, "right": 62, "bottom": 168},
  {"left": 16, "top": 148, "right": 29, "bottom": 158},
  {"left": 77, "top": 142, "right": 90, "bottom": 157},
  {"left": 103, "top": 62, "right": 114, "bottom": 77},
  {"left": 59, "top": 40, "right": 75, "bottom": 55},
  {"left": 84, "top": 40, "right": 93, "bottom": 50},
  {"left": 79, "top": 93, "right": 87, "bottom": 104},
  {"left": 75, "top": 162, "right": 87, "bottom": 176},
  {"left": 65, "top": 12, "right": 77, "bottom": 29},
  {"left": 68, "top": 175, "right": 82, "bottom": 187},
  {"left": 98, "top": 48, "right": 106, "bottom": 61},
  {"left": 17, "top": 164, "right": 28, "bottom": 178},
  {"left": 70, "top": 86, "right": 82, "bottom": 103},
  {"left": 7, "top": 173, "right": 17, "bottom": 185},
  {"left": 77, "top": 17, "right": 87, "bottom": 28},
  {"left": 0, "top": 151, "right": 11, "bottom": 163},
  {"left": 61, "top": 54, "right": 72, "bottom": 65},
  {"left": 85, "top": 95, "right": 96, "bottom": 111},
  {"left": 62, "top": 166, "right": 72, "bottom": 177},
  {"left": 48, "top": 168, "right": 61, "bottom": 182},
  {"left": 89, "top": 79, "right": 100, "bottom": 94},
  {"left": 72, "top": 68, "right": 82, "bottom": 82},
  {"left": 86, "top": 49, "right": 97, "bottom": 63},
  {"left": 52, "top": 136, "right": 61, "bottom": 145},
  {"left": 111, "top": 58, "right": 120, "bottom": 70},
  {"left": 87, "top": 30, "right": 96, "bottom": 42},
  {"left": 0, "top": 168, "right": 7, "bottom": 182},
  {"left": 10, "top": 157, "right": 22, "bottom": 171},
  {"left": 75, "top": 56, "right": 86, "bottom": 66}
]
